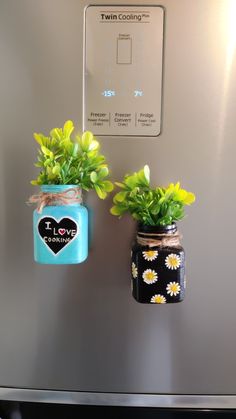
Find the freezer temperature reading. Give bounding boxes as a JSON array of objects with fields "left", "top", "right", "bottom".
[{"left": 102, "top": 90, "right": 116, "bottom": 97}]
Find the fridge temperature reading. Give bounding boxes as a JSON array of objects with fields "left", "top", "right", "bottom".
[{"left": 134, "top": 90, "right": 143, "bottom": 97}]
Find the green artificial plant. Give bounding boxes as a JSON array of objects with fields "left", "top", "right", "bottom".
[
  {"left": 110, "top": 165, "right": 195, "bottom": 226},
  {"left": 31, "top": 120, "right": 113, "bottom": 199}
]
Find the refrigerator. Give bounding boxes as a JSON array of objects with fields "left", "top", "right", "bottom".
[{"left": 0, "top": 0, "right": 236, "bottom": 410}]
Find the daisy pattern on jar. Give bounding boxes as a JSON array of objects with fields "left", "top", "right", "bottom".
[
  {"left": 142, "top": 250, "right": 158, "bottom": 261},
  {"left": 131, "top": 262, "right": 138, "bottom": 279},
  {"left": 150, "top": 294, "right": 166, "bottom": 304},
  {"left": 165, "top": 253, "right": 181, "bottom": 270},
  {"left": 166, "top": 282, "right": 181, "bottom": 297},
  {"left": 142, "top": 269, "right": 158, "bottom": 284}
]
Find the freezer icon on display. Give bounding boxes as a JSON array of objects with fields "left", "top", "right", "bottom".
[
  {"left": 117, "top": 37, "right": 132, "bottom": 64},
  {"left": 38, "top": 217, "right": 78, "bottom": 254}
]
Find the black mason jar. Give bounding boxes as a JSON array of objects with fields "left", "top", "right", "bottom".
[{"left": 131, "top": 223, "right": 185, "bottom": 304}]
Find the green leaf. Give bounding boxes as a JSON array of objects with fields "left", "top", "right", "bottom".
[
  {"left": 52, "top": 164, "right": 60, "bottom": 175},
  {"left": 102, "top": 180, "right": 114, "bottom": 192},
  {"left": 63, "top": 120, "right": 74, "bottom": 138},
  {"left": 129, "top": 187, "right": 140, "bottom": 198},
  {"left": 114, "top": 182, "right": 126, "bottom": 189},
  {"left": 151, "top": 204, "right": 160, "bottom": 215},
  {"left": 183, "top": 192, "right": 196, "bottom": 205},
  {"left": 114, "top": 191, "right": 127, "bottom": 203},
  {"left": 90, "top": 171, "right": 98, "bottom": 183},
  {"left": 33, "top": 133, "right": 43, "bottom": 145},
  {"left": 124, "top": 174, "right": 138, "bottom": 189},
  {"left": 98, "top": 167, "right": 109, "bottom": 179},
  {"left": 110, "top": 206, "right": 124, "bottom": 216},
  {"left": 131, "top": 212, "right": 141, "bottom": 221},
  {"left": 81, "top": 131, "right": 94, "bottom": 151},
  {"left": 41, "top": 145, "right": 51, "bottom": 156},
  {"left": 173, "top": 189, "right": 187, "bottom": 202},
  {"left": 159, "top": 197, "right": 165, "bottom": 204},
  {"left": 43, "top": 159, "right": 51, "bottom": 167},
  {"left": 50, "top": 128, "right": 62, "bottom": 141},
  {"left": 94, "top": 184, "right": 107, "bottom": 199},
  {"left": 89, "top": 139, "right": 99, "bottom": 151},
  {"left": 144, "top": 165, "right": 150, "bottom": 183},
  {"left": 72, "top": 143, "right": 79, "bottom": 157}
]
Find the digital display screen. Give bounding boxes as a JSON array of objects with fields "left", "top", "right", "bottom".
[{"left": 83, "top": 5, "right": 164, "bottom": 136}]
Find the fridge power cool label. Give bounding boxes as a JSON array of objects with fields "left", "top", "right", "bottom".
[{"left": 83, "top": 5, "right": 164, "bottom": 137}]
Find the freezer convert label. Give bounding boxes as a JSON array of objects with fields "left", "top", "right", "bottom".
[{"left": 38, "top": 217, "right": 78, "bottom": 254}]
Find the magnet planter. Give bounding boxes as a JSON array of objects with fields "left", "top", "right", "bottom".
[
  {"left": 33, "top": 185, "right": 88, "bottom": 264},
  {"left": 28, "top": 120, "right": 114, "bottom": 264},
  {"left": 110, "top": 165, "right": 195, "bottom": 304},
  {"left": 131, "top": 223, "right": 185, "bottom": 304}
]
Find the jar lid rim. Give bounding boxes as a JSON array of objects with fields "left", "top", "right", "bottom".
[
  {"left": 137, "top": 222, "right": 177, "bottom": 233},
  {"left": 40, "top": 184, "right": 80, "bottom": 191}
]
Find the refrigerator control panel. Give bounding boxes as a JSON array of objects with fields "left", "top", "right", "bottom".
[{"left": 83, "top": 5, "right": 164, "bottom": 137}]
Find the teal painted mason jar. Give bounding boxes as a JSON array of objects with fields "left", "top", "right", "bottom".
[{"left": 33, "top": 185, "right": 88, "bottom": 264}]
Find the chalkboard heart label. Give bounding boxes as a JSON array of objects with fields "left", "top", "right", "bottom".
[{"left": 38, "top": 217, "right": 78, "bottom": 254}]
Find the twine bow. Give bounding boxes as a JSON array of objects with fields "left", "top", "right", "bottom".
[
  {"left": 137, "top": 231, "right": 182, "bottom": 248},
  {"left": 27, "top": 187, "right": 82, "bottom": 213}
]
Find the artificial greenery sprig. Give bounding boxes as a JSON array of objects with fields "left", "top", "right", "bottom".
[
  {"left": 110, "top": 165, "right": 195, "bottom": 226},
  {"left": 31, "top": 120, "right": 114, "bottom": 199}
]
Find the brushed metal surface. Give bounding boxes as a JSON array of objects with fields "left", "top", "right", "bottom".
[
  {"left": 0, "top": 0, "right": 236, "bottom": 397},
  {"left": 1, "top": 388, "right": 236, "bottom": 409}
]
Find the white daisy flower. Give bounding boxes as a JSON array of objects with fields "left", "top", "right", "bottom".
[
  {"left": 165, "top": 253, "right": 181, "bottom": 270},
  {"left": 142, "top": 269, "right": 158, "bottom": 284},
  {"left": 150, "top": 294, "right": 166, "bottom": 304},
  {"left": 142, "top": 250, "right": 158, "bottom": 261},
  {"left": 132, "top": 262, "right": 138, "bottom": 279},
  {"left": 166, "top": 282, "right": 181, "bottom": 296}
]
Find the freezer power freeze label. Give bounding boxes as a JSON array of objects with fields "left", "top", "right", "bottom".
[
  {"left": 83, "top": 5, "right": 164, "bottom": 136},
  {"left": 38, "top": 217, "right": 78, "bottom": 254}
]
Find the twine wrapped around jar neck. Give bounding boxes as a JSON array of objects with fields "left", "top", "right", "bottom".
[
  {"left": 137, "top": 230, "right": 182, "bottom": 248},
  {"left": 27, "top": 187, "right": 82, "bottom": 213}
]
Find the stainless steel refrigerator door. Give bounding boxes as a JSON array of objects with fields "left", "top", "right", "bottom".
[{"left": 0, "top": 0, "right": 236, "bottom": 402}]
